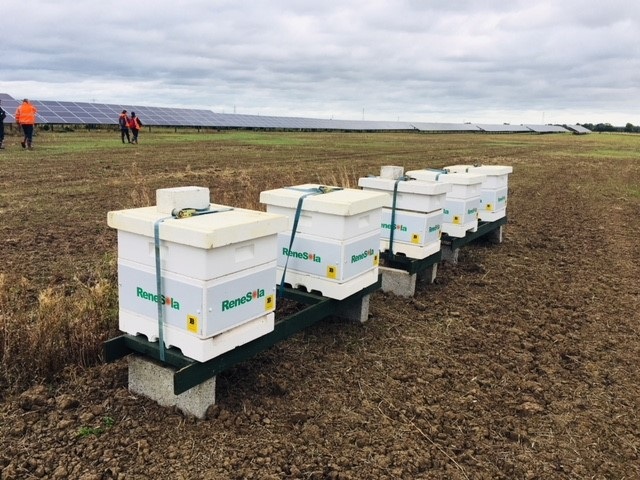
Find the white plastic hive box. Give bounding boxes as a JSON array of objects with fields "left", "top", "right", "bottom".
[
  {"left": 357, "top": 175, "right": 451, "bottom": 213},
  {"left": 259, "top": 184, "right": 387, "bottom": 240},
  {"left": 405, "top": 170, "right": 486, "bottom": 199},
  {"left": 444, "top": 165, "right": 512, "bottom": 189},
  {"left": 276, "top": 230, "right": 380, "bottom": 283},
  {"left": 260, "top": 184, "right": 387, "bottom": 299},
  {"left": 107, "top": 187, "right": 288, "bottom": 361},
  {"left": 379, "top": 208, "right": 444, "bottom": 259},
  {"left": 405, "top": 170, "right": 486, "bottom": 237},
  {"left": 443, "top": 165, "right": 512, "bottom": 220}
]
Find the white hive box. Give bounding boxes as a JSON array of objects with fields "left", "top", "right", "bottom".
[
  {"left": 278, "top": 230, "right": 380, "bottom": 283},
  {"left": 379, "top": 208, "right": 443, "bottom": 259},
  {"left": 107, "top": 188, "right": 288, "bottom": 362},
  {"left": 443, "top": 165, "right": 512, "bottom": 221},
  {"left": 260, "top": 184, "right": 387, "bottom": 299},
  {"left": 259, "top": 184, "right": 387, "bottom": 240},
  {"left": 405, "top": 170, "right": 486, "bottom": 199},
  {"left": 406, "top": 170, "right": 485, "bottom": 238},
  {"left": 444, "top": 165, "right": 512, "bottom": 189},
  {"left": 357, "top": 176, "right": 451, "bottom": 213}
]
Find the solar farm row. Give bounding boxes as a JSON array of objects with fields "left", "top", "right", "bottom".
[{"left": 0, "top": 93, "right": 582, "bottom": 133}]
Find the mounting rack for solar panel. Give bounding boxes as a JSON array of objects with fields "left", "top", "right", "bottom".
[{"left": 104, "top": 277, "right": 380, "bottom": 395}]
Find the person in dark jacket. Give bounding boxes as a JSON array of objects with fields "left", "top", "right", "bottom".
[
  {"left": 128, "top": 111, "right": 143, "bottom": 144},
  {"left": 0, "top": 99, "right": 6, "bottom": 149},
  {"left": 118, "top": 110, "right": 131, "bottom": 144}
]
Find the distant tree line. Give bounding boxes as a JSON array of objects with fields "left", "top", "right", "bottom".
[{"left": 580, "top": 122, "right": 640, "bottom": 133}]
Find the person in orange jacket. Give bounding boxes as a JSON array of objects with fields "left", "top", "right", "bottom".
[
  {"left": 15, "top": 99, "right": 38, "bottom": 150},
  {"left": 128, "top": 111, "right": 143, "bottom": 144}
]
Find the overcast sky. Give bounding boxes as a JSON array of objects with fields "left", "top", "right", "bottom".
[{"left": 1, "top": 0, "right": 639, "bottom": 125}]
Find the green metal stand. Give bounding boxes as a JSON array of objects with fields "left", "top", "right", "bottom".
[
  {"left": 441, "top": 216, "right": 507, "bottom": 250},
  {"left": 104, "top": 276, "right": 381, "bottom": 395},
  {"left": 380, "top": 250, "right": 441, "bottom": 275}
]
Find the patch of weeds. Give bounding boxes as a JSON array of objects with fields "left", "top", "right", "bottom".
[{"left": 78, "top": 416, "right": 116, "bottom": 437}]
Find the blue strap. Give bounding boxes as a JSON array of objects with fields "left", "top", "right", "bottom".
[
  {"left": 153, "top": 205, "right": 233, "bottom": 361},
  {"left": 388, "top": 176, "right": 413, "bottom": 256},
  {"left": 153, "top": 216, "right": 172, "bottom": 362},
  {"left": 278, "top": 186, "right": 341, "bottom": 297},
  {"left": 424, "top": 168, "right": 447, "bottom": 181}
]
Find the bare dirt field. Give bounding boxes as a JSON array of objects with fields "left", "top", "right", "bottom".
[{"left": 0, "top": 130, "right": 638, "bottom": 479}]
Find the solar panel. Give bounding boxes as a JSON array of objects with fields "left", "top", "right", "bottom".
[
  {"left": 476, "top": 124, "right": 531, "bottom": 133},
  {"left": 564, "top": 124, "right": 592, "bottom": 134},
  {"left": 524, "top": 124, "right": 570, "bottom": 133},
  {"left": 411, "top": 122, "right": 481, "bottom": 132},
  {"left": 0, "top": 92, "right": 579, "bottom": 133}
]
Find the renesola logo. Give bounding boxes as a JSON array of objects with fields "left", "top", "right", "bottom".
[
  {"left": 222, "top": 289, "right": 265, "bottom": 312},
  {"left": 351, "top": 248, "right": 376, "bottom": 263},
  {"left": 467, "top": 207, "right": 478, "bottom": 215},
  {"left": 498, "top": 195, "right": 506, "bottom": 203},
  {"left": 381, "top": 223, "right": 407, "bottom": 232},
  {"left": 428, "top": 224, "right": 441, "bottom": 233},
  {"left": 136, "top": 287, "right": 180, "bottom": 310},
  {"left": 282, "top": 247, "right": 321, "bottom": 263}
]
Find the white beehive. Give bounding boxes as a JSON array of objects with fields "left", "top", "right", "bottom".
[
  {"left": 443, "top": 165, "right": 512, "bottom": 220},
  {"left": 260, "top": 184, "right": 387, "bottom": 299},
  {"left": 358, "top": 169, "right": 452, "bottom": 258},
  {"left": 406, "top": 170, "right": 486, "bottom": 198},
  {"left": 277, "top": 230, "right": 380, "bottom": 283},
  {"left": 379, "top": 208, "right": 443, "bottom": 259},
  {"left": 107, "top": 187, "right": 288, "bottom": 362},
  {"left": 405, "top": 170, "right": 486, "bottom": 238}
]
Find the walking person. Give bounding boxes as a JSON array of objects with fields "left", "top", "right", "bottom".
[
  {"left": 128, "top": 111, "right": 143, "bottom": 144},
  {"left": 118, "top": 110, "right": 131, "bottom": 144},
  {"left": 15, "top": 98, "right": 38, "bottom": 150},
  {"left": 0, "top": 99, "right": 6, "bottom": 149}
]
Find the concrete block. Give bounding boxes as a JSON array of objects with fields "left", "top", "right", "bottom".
[
  {"left": 380, "top": 165, "right": 404, "bottom": 179},
  {"left": 334, "top": 294, "right": 371, "bottom": 323},
  {"left": 156, "top": 186, "right": 210, "bottom": 214},
  {"left": 417, "top": 263, "right": 438, "bottom": 284},
  {"left": 440, "top": 246, "right": 460, "bottom": 265},
  {"left": 488, "top": 225, "right": 504, "bottom": 244},
  {"left": 128, "top": 355, "right": 215, "bottom": 418},
  {"left": 379, "top": 266, "right": 417, "bottom": 297}
]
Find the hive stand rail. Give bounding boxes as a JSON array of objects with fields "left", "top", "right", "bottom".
[{"left": 104, "top": 276, "right": 381, "bottom": 395}]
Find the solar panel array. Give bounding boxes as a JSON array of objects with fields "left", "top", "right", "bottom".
[
  {"left": 0, "top": 93, "right": 583, "bottom": 133},
  {"left": 475, "top": 124, "right": 532, "bottom": 133},
  {"left": 564, "top": 124, "right": 592, "bottom": 134},
  {"left": 412, "top": 122, "right": 481, "bottom": 132}
]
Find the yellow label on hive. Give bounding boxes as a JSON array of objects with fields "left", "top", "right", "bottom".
[
  {"left": 265, "top": 294, "right": 275, "bottom": 311},
  {"left": 411, "top": 233, "right": 421, "bottom": 244},
  {"left": 374, "top": 254, "right": 379, "bottom": 266},
  {"left": 327, "top": 265, "right": 338, "bottom": 279},
  {"left": 485, "top": 203, "right": 493, "bottom": 211},
  {"left": 453, "top": 215, "right": 461, "bottom": 225},
  {"left": 186, "top": 314, "right": 198, "bottom": 333}
]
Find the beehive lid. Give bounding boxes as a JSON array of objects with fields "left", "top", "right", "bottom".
[
  {"left": 443, "top": 164, "right": 513, "bottom": 176},
  {"left": 406, "top": 170, "right": 486, "bottom": 185},
  {"left": 107, "top": 203, "right": 288, "bottom": 249},
  {"left": 358, "top": 176, "right": 451, "bottom": 194},
  {"left": 467, "top": 165, "right": 513, "bottom": 175},
  {"left": 260, "top": 184, "right": 388, "bottom": 215},
  {"left": 442, "top": 164, "right": 474, "bottom": 173}
]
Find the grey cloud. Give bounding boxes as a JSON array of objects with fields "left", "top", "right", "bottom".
[{"left": 1, "top": 0, "right": 638, "bottom": 124}]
